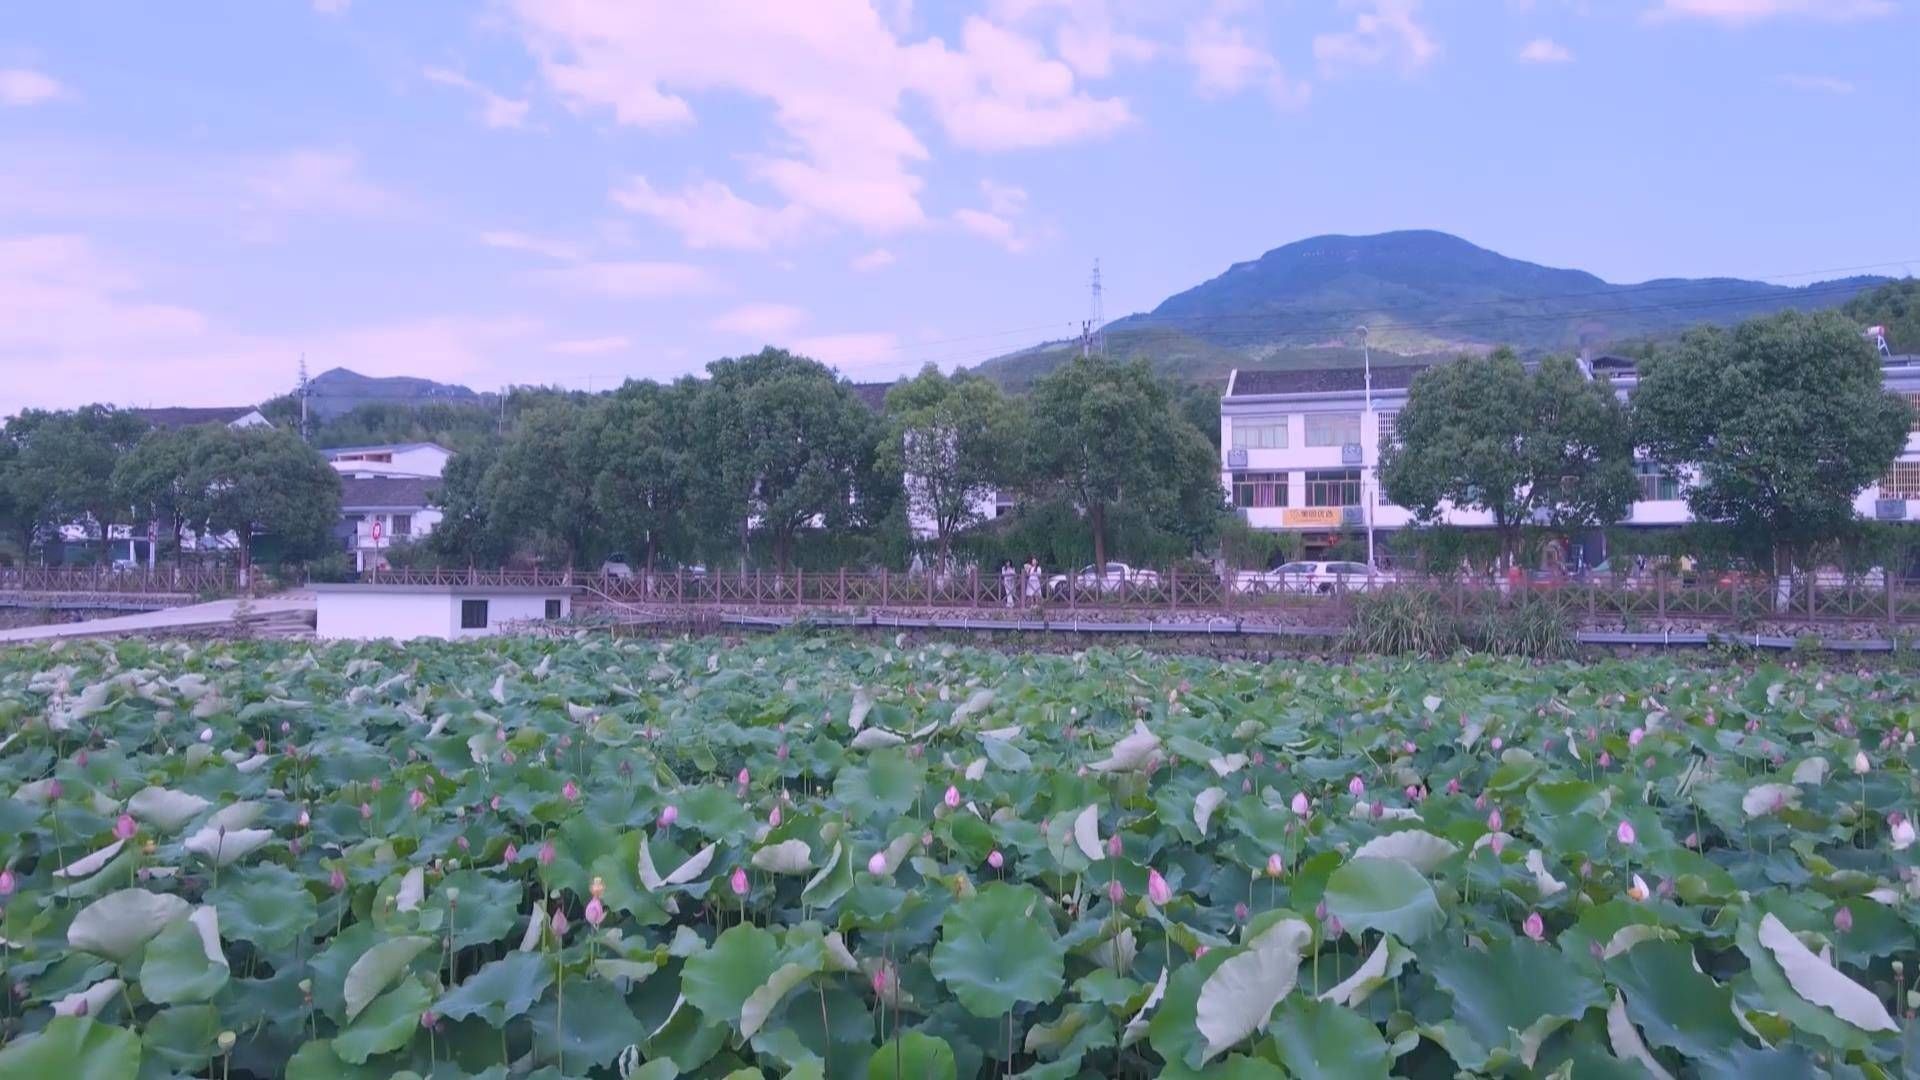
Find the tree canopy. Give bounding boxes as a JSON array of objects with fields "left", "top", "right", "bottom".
[
  {"left": 879, "top": 366, "right": 1024, "bottom": 558},
  {"left": 180, "top": 427, "right": 341, "bottom": 573},
  {"left": 1842, "top": 279, "right": 1920, "bottom": 356},
  {"left": 1633, "top": 309, "right": 1910, "bottom": 570},
  {"left": 1381, "top": 349, "right": 1635, "bottom": 562}
]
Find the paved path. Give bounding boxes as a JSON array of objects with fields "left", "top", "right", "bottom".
[{"left": 0, "top": 596, "right": 315, "bottom": 644}]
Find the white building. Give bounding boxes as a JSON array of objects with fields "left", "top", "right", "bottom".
[
  {"left": 313, "top": 583, "right": 572, "bottom": 641},
  {"left": 1219, "top": 354, "right": 1920, "bottom": 559},
  {"left": 325, "top": 444, "right": 454, "bottom": 572}
]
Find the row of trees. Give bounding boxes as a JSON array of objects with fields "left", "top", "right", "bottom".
[
  {"left": 1384, "top": 309, "right": 1911, "bottom": 574},
  {"left": 423, "top": 348, "right": 1225, "bottom": 573},
  {"left": 0, "top": 416, "right": 340, "bottom": 571}
]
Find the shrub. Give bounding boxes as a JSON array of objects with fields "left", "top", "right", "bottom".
[
  {"left": 1467, "top": 594, "right": 1575, "bottom": 659},
  {"left": 1343, "top": 588, "right": 1454, "bottom": 656}
]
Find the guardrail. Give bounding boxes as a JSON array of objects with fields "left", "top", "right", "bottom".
[
  {"left": 0, "top": 566, "right": 243, "bottom": 596},
  {"left": 355, "top": 566, "right": 1920, "bottom": 624}
]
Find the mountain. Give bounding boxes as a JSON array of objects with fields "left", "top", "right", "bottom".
[
  {"left": 969, "top": 231, "right": 1890, "bottom": 388},
  {"left": 304, "top": 367, "right": 485, "bottom": 419}
]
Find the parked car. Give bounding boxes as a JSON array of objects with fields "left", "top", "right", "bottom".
[
  {"left": 1263, "top": 561, "right": 1393, "bottom": 594},
  {"left": 600, "top": 553, "right": 634, "bottom": 579},
  {"left": 1047, "top": 562, "right": 1161, "bottom": 596}
]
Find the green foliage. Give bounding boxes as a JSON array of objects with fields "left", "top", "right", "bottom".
[
  {"left": 1842, "top": 278, "right": 1920, "bottom": 355},
  {"left": 878, "top": 366, "right": 1024, "bottom": 555},
  {"left": 0, "top": 405, "right": 147, "bottom": 557},
  {"left": 1342, "top": 589, "right": 1453, "bottom": 656},
  {"left": 0, "top": 638, "right": 1916, "bottom": 1075},
  {"left": 593, "top": 379, "right": 699, "bottom": 569},
  {"left": 1382, "top": 350, "right": 1635, "bottom": 560},
  {"left": 180, "top": 427, "right": 341, "bottom": 569},
  {"left": 1634, "top": 309, "right": 1911, "bottom": 569},
  {"left": 1464, "top": 594, "right": 1574, "bottom": 659}
]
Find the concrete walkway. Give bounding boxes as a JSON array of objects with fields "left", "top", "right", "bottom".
[{"left": 0, "top": 595, "right": 316, "bottom": 644}]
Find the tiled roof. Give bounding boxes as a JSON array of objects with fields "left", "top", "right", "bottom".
[
  {"left": 324, "top": 442, "right": 452, "bottom": 457},
  {"left": 132, "top": 407, "right": 262, "bottom": 429},
  {"left": 338, "top": 476, "right": 440, "bottom": 510},
  {"left": 1228, "top": 365, "right": 1431, "bottom": 398}
]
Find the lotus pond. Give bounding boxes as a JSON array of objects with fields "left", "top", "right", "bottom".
[{"left": 0, "top": 635, "right": 1916, "bottom": 1079}]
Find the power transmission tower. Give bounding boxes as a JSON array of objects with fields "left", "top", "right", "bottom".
[
  {"left": 1089, "top": 258, "right": 1106, "bottom": 358},
  {"left": 297, "top": 353, "right": 310, "bottom": 441}
]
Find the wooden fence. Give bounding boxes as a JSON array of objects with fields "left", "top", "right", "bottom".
[{"left": 0, "top": 566, "right": 243, "bottom": 596}]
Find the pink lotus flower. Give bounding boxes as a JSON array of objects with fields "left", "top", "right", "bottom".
[
  {"left": 1348, "top": 775, "right": 1366, "bottom": 798},
  {"left": 729, "top": 866, "right": 750, "bottom": 897},
  {"left": 1626, "top": 874, "right": 1650, "bottom": 902},
  {"left": 45, "top": 779, "right": 62, "bottom": 800},
  {"left": 297, "top": 808, "right": 311, "bottom": 829},
  {"left": 198, "top": 728, "right": 213, "bottom": 743},
  {"left": 503, "top": 843, "right": 519, "bottom": 864},
  {"left": 1290, "top": 792, "right": 1311, "bottom": 817},
  {"left": 867, "top": 851, "right": 888, "bottom": 875},
  {"left": 1598, "top": 752, "right": 1612, "bottom": 769},
  {"left": 658, "top": 805, "right": 678, "bottom": 828},
  {"left": 1489, "top": 833, "right": 1507, "bottom": 855},
  {"left": 1616, "top": 820, "right": 1637, "bottom": 846},
  {"left": 75, "top": 750, "right": 89, "bottom": 767},
  {"left": 1241, "top": 779, "right": 1252, "bottom": 794},
  {"left": 1833, "top": 907, "right": 1854, "bottom": 933},
  {"left": 1267, "top": 853, "right": 1284, "bottom": 877},
  {"left": 1107, "top": 833, "right": 1123, "bottom": 858},
  {"left": 1403, "top": 740, "right": 1417, "bottom": 755},
  {"left": 987, "top": 850, "right": 1003, "bottom": 870},
  {"left": 1628, "top": 728, "right": 1645, "bottom": 747},
  {"left": 1146, "top": 869, "right": 1172, "bottom": 906},
  {"left": 1446, "top": 778, "right": 1461, "bottom": 796},
  {"left": 1487, "top": 809, "right": 1503, "bottom": 832},
  {"left": 768, "top": 805, "right": 782, "bottom": 827},
  {"left": 562, "top": 780, "right": 579, "bottom": 802},
  {"left": 1106, "top": 879, "right": 1124, "bottom": 903},
  {"left": 370, "top": 778, "right": 382, "bottom": 793},
  {"left": 1325, "top": 915, "right": 1343, "bottom": 938},
  {"left": 1370, "top": 800, "right": 1384, "bottom": 820},
  {"left": 114, "top": 814, "right": 137, "bottom": 841},
  {"left": 944, "top": 785, "right": 960, "bottom": 809},
  {"left": 421, "top": 1010, "right": 438, "bottom": 1030},
  {"left": 1235, "top": 901, "right": 1249, "bottom": 922},
  {"left": 550, "top": 908, "right": 569, "bottom": 937},
  {"left": 329, "top": 867, "right": 347, "bottom": 892},
  {"left": 408, "top": 789, "right": 426, "bottom": 812},
  {"left": 457, "top": 836, "right": 470, "bottom": 852},
  {"left": 777, "top": 743, "right": 789, "bottom": 761},
  {"left": 1491, "top": 737, "right": 1504, "bottom": 751},
  {"left": 736, "top": 768, "right": 750, "bottom": 787},
  {"left": 1523, "top": 911, "right": 1544, "bottom": 940},
  {"left": 359, "top": 802, "right": 372, "bottom": 821},
  {"left": 584, "top": 898, "right": 605, "bottom": 927},
  {"left": 871, "top": 966, "right": 891, "bottom": 996},
  {"left": 1194, "top": 945, "right": 1209, "bottom": 958},
  {"left": 538, "top": 840, "right": 556, "bottom": 866},
  {"left": 0, "top": 869, "right": 14, "bottom": 896}
]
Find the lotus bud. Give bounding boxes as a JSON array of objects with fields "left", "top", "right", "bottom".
[
  {"left": 281, "top": 721, "right": 291, "bottom": 734},
  {"left": 584, "top": 898, "right": 606, "bottom": 927},
  {"left": 217, "top": 1031, "right": 236, "bottom": 1052},
  {"left": 1370, "top": 799, "right": 1384, "bottom": 820},
  {"left": 1267, "top": 853, "right": 1284, "bottom": 877},
  {"left": 560, "top": 779, "right": 580, "bottom": 802},
  {"left": 943, "top": 785, "right": 960, "bottom": 809},
  {"left": 1106, "top": 878, "right": 1124, "bottom": 903},
  {"left": 1487, "top": 809, "right": 1503, "bottom": 832},
  {"left": 769, "top": 806, "right": 782, "bottom": 827},
  {"left": 987, "top": 850, "right": 1003, "bottom": 869},
  {"left": 1853, "top": 752, "right": 1870, "bottom": 775},
  {"left": 1403, "top": 740, "right": 1417, "bottom": 755},
  {"left": 558, "top": 734, "right": 572, "bottom": 750},
  {"left": 297, "top": 807, "right": 310, "bottom": 829},
  {"left": 1834, "top": 906, "right": 1854, "bottom": 933},
  {"left": 1446, "top": 778, "right": 1461, "bottom": 795},
  {"left": 199, "top": 728, "right": 213, "bottom": 743},
  {"left": 359, "top": 802, "right": 372, "bottom": 821},
  {"left": 46, "top": 779, "right": 62, "bottom": 800},
  {"left": 501, "top": 750, "right": 516, "bottom": 766},
  {"left": 421, "top": 1010, "right": 438, "bottom": 1029},
  {"left": 867, "top": 851, "right": 888, "bottom": 875},
  {"left": 1893, "top": 818, "right": 1917, "bottom": 850},
  {"left": 1348, "top": 775, "right": 1365, "bottom": 798},
  {"left": 539, "top": 840, "right": 556, "bottom": 866},
  {"left": 0, "top": 869, "right": 14, "bottom": 896},
  {"left": 1146, "top": 869, "right": 1172, "bottom": 906},
  {"left": 1627, "top": 874, "right": 1650, "bottom": 902},
  {"left": 1107, "top": 833, "right": 1123, "bottom": 858},
  {"left": 1491, "top": 737, "right": 1503, "bottom": 751},
  {"left": 550, "top": 908, "right": 569, "bottom": 937},
  {"left": 1489, "top": 833, "right": 1506, "bottom": 855},
  {"left": 1241, "top": 779, "right": 1251, "bottom": 794},
  {"left": 1474, "top": 793, "right": 1486, "bottom": 810},
  {"left": 503, "top": 843, "right": 519, "bottom": 864},
  {"left": 330, "top": 866, "right": 347, "bottom": 891},
  {"left": 373, "top": 778, "right": 384, "bottom": 794},
  {"left": 1616, "top": 820, "right": 1637, "bottom": 846},
  {"left": 408, "top": 789, "right": 426, "bottom": 812},
  {"left": 1194, "top": 945, "right": 1209, "bottom": 958},
  {"left": 457, "top": 836, "right": 470, "bottom": 852},
  {"left": 114, "top": 813, "right": 137, "bottom": 841},
  {"left": 871, "top": 966, "right": 891, "bottom": 996},
  {"left": 75, "top": 749, "right": 89, "bottom": 767},
  {"left": 658, "top": 805, "right": 678, "bottom": 828},
  {"left": 730, "top": 867, "right": 749, "bottom": 896},
  {"left": 1234, "top": 901, "right": 1249, "bottom": 922},
  {"left": 1523, "top": 911, "right": 1544, "bottom": 940},
  {"left": 1290, "top": 792, "right": 1310, "bottom": 817},
  {"left": 736, "top": 768, "right": 750, "bottom": 787}
]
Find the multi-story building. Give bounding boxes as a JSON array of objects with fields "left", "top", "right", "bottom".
[
  {"left": 325, "top": 443, "right": 452, "bottom": 571},
  {"left": 1219, "top": 353, "right": 1920, "bottom": 561}
]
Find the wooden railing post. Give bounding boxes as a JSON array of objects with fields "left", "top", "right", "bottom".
[
  {"left": 1888, "top": 572, "right": 1897, "bottom": 629},
  {"left": 1657, "top": 572, "right": 1667, "bottom": 620}
]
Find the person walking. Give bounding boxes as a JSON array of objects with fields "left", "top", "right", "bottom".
[{"left": 1000, "top": 560, "right": 1016, "bottom": 608}]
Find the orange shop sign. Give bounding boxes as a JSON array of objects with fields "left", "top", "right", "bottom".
[{"left": 1281, "top": 508, "right": 1344, "bottom": 527}]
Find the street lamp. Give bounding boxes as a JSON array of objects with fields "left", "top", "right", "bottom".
[{"left": 1359, "top": 326, "right": 1376, "bottom": 569}]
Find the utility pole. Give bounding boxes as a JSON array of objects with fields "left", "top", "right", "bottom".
[
  {"left": 297, "top": 353, "right": 310, "bottom": 441},
  {"left": 1359, "top": 326, "right": 1375, "bottom": 569}
]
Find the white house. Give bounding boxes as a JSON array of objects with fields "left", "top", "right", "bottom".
[
  {"left": 130, "top": 406, "right": 273, "bottom": 432},
  {"left": 325, "top": 444, "right": 453, "bottom": 571},
  {"left": 1218, "top": 352, "right": 1920, "bottom": 561},
  {"left": 313, "top": 583, "right": 572, "bottom": 641}
]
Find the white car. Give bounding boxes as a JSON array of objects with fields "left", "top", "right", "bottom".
[
  {"left": 1048, "top": 562, "right": 1162, "bottom": 596},
  {"left": 1262, "top": 561, "right": 1393, "bottom": 594}
]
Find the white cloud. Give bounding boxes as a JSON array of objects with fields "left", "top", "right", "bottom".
[
  {"left": 611, "top": 176, "right": 811, "bottom": 249},
  {"left": 711, "top": 303, "right": 809, "bottom": 338},
  {"left": 1779, "top": 73, "right": 1856, "bottom": 94},
  {"left": 479, "top": 229, "right": 586, "bottom": 261},
  {"left": 312, "top": 0, "right": 350, "bottom": 13},
  {"left": 423, "top": 67, "right": 531, "bottom": 130},
  {"left": 509, "top": 1, "right": 1130, "bottom": 246},
  {"left": 1314, "top": 0, "right": 1440, "bottom": 76},
  {"left": 1517, "top": 37, "right": 1574, "bottom": 63},
  {"left": 953, "top": 179, "right": 1033, "bottom": 253},
  {"left": 242, "top": 148, "right": 397, "bottom": 216},
  {"left": 0, "top": 69, "right": 65, "bottom": 107},
  {"left": 547, "top": 336, "right": 632, "bottom": 355},
  {"left": 1645, "top": 0, "right": 1893, "bottom": 23},
  {"left": 535, "top": 260, "right": 717, "bottom": 299},
  {"left": 791, "top": 331, "right": 902, "bottom": 371},
  {"left": 851, "top": 248, "right": 896, "bottom": 272},
  {"left": 1181, "top": 6, "right": 1311, "bottom": 108}
]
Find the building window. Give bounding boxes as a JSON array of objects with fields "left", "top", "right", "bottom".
[
  {"left": 1231, "top": 421, "right": 1288, "bottom": 450},
  {"left": 1232, "top": 472, "right": 1289, "bottom": 508},
  {"left": 459, "top": 599, "right": 488, "bottom": 629},
  {"left": 1906, "top": 393, "right": 1920, "bottom": 433},
  {"left": 1882, "top": 460, "right": 1920, "bottom": 497},
  {"left": 1376, "top": 412, "right": 1398, "bottom": 447},
  {"left": 544, "top": 599, "right": 563, "bottom": 620},
  {"left": 1305, "top": 469, "right": 1362, "bottom": 507},
  {"left": 1635, "top": 462, "right": 1682, "bottom": 502},
  {"left": 1305, "top": 413, "right": 1362, "bottom": 447},
  {"left": 391, "top": 514, "right": 412, "bottom": 537}
]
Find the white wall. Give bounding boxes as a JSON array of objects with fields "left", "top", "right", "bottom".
[
  {"left": 346, "top": 509, "right": 446, "bottom": 571},
  {"left": 316, "top": 590, "right": 570, "bottom": 641},
  {"left": 452, "top": 592, "right": 569, "bottom": 639}
]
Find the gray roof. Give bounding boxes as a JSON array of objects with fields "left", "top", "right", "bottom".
[
  {"left": 1228, "top": 365, "right": 1431, "bottom": 398},
  {"left": 324, "top": 442, "right": 452, "bottom": 457},
  {"left": 338, "top": 476, "right": 440, "bottom": 510},
  {"left": 133, "top": 406, "right": 263, "bottom": 429}
]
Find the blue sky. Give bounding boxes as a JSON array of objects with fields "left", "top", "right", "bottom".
[{"left": 2, "top": 0, "right": 1915, "bottom": 413}]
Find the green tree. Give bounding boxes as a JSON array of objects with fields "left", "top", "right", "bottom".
[
  {"left": 0, "top": 406, "right": 147, "bottom": 561},
  {"left": 424, "top": 442, "right": 508, "bottom": 567},
  {"left": 1026, "top": 356, "right": 1225, "bottom": 572},
  {"left": 1633, "top": 309, "right": 1910, "bottom": 575},
  {"left": 879, "top": 366, "right": 1022, "bottom": 559},
  {"left": 180, "top": 427, "right": 341, "bottom": 577},
  {"left": 1842, "top": 279, "right": 1920, "bottom": 355},
  {"left": 485, "top": 399, "right": 608, "bottom": 567},
  {"left": 113, "top": 426, "right": 210, "bottom": 559},
  {"left": 594, "top": 379, "right": 698, "bottom": 569},
  {"left": 1381, "top": 349, "right": 1635, "bottom": 565},
  {"left": 690, "top": 349, "right": 882, "bottom": 570}
]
